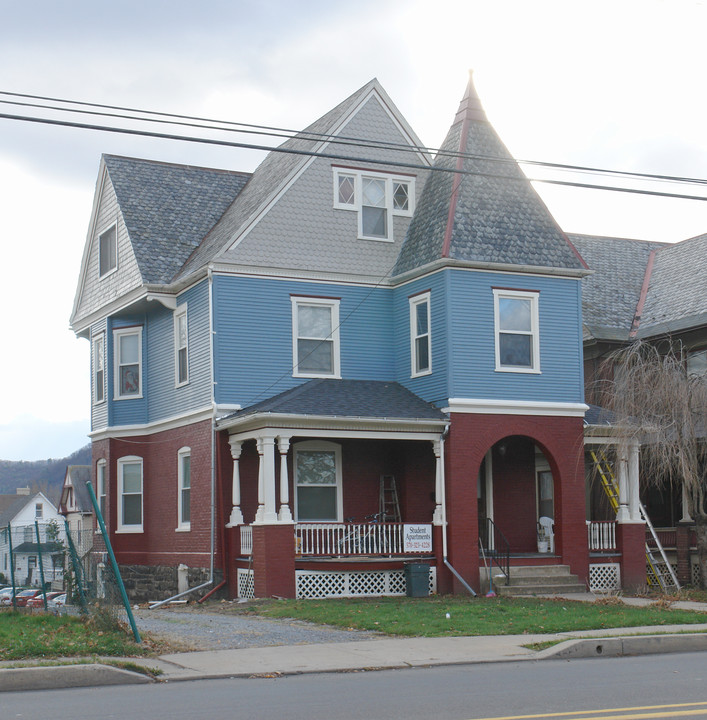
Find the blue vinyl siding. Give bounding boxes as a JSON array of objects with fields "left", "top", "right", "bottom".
[
  {"left": 447, "top": 269, "right": 584, "bottom": 403},
  {"left": 393, "top": 271, "right": 449, "bottom": 406},
  {"left": 212, "top": 274, "right": 393, "bottom": 407},
  {"left": 109, "top": 316, "right": 148, "bottom": 426}
]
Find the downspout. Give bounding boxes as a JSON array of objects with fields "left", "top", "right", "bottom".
[
  {"left": 150, "top": 269, "right": 218, "bottom": 609},
  {"left": 439, "top": 427, "right": 477, "bottom": 596}
]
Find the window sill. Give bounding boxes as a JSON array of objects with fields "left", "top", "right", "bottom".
[
  {"left": 357, "top": 235, "right": 394, "bottom": 243},
  {"left": 115, "top": 527, "right": 144, "bottom": 534},
  {"left": 494, "top": 366, "right": 542, "bottom": 374},
  {"left": 175, "top": 526, "right": 191, "bottom": 532},
  {"left": 114, "top": 394, "right": 144, "bottom": 401},
  {"left": 411, "top": 369, "right": 432, "bottom": 378},
  {"left": 293, "top": 371, "right": 341, "bottom": 380}
]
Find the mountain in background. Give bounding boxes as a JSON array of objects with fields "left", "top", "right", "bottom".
[{"left": 0, "top": 445, "right": 92, "bottom": 505}]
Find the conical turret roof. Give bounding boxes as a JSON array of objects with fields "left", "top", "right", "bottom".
[{"left": 394, "top": 72, "right": 587, "bottom": 275}]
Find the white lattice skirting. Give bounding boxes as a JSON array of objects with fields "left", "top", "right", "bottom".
[
  {"left": 589, "top": 562, "right": 621, "bottom": 592},
  {"left": 237, "top": 568, "right": 255, "bottom": 599},
  {"left": 296, "top": 568, "right": 437, "bottom": 599}
]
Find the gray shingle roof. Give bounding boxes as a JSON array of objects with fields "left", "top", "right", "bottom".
[
  {"left": 175, "top": 80, "right": 382, "bottom": 281},
  {"left": 584, "top": 404, "right": 615, "bottom": 426},
  {"left": 394, "top": 74, "right": 587, "bottom": 276},
  {"left": 228, "top": 379, "right": 448, "bottom": 422},
  {"left": 569, "top": 234, "right": 666, "bottom": 341},
  {"left": 64, "top": 466, "right": 93, "bottom": 513},
  {"left": 103, "top": 155, "right": 250, "bottom": 284},
  {"left": 0, "top": 495, "right": 28, "bottom": 526}
]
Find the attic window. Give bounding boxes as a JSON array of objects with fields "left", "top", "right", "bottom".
[
  {"left": 99, "top": 224, "right": 117, "bottom": 277},
  {"left": 333, "top": 168, "right": 414, "bottom": 241}
]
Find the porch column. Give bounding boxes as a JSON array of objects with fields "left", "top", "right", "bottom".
[
  {"left": 628, "top": 441, "right": 641, "bottom": 522},
  {"left": 254, "top": 436, "right": 278, "bottom": 524},
  {"left": 616, "top": 443, "right": 630, "bottom": 523},
  {"left": 226, "top": 438, "right": 244, "bottom": 527},
  {"left": 681, "top": 483, "right": 694, "bottom": 523},
  {"left": 254, "top": 440, "right": 265, "bottom": 523},
  {"left": 432, "top": 438, "right": 444, "bottom": 526},
  {"left": 277, "top": 435, "right": 293, "bottom": 522}
]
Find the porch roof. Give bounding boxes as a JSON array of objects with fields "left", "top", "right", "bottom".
[{"left": 217, "top": 379, "right": 448, "bottom": 437}]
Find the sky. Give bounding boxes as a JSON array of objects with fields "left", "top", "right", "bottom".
[{"left": 1, "top": 0, "right": 706, "bottom": 461}]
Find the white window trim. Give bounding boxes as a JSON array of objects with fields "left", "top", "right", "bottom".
[
  {"left": 493, "top": 288, "right": 541, "bottom": 374},
  {"left": 117, "top": 456, "right": 143, "bottom": 533},
  {"left": 293, "top": 440, "right": 343, "bottom": 522},
  {"left": 96, "top": 459, "right": 107, "bottom": 532},
  {"left": 291, "top": 297, "right": 341, "bottom": 379},
  {"left": 333, "top": 168, "right": 414, "bottom": 242},
  {"left": 113, "top": 327, "right": 143, "bottom": 400},
  {"left": 98, "top": 223, "right": 118, "bottom": 279},
  {"left": 92, "top": 333, "right": 106, "bottom": 405},
  {"left": 409, "top": 291, "right": 432, "bottom": 378},
  {"left": 174, "top": 305, "right": 189, "bottom": 388},
  {"left": 176, "top": 446, "right": 191, "bottom": 531}
]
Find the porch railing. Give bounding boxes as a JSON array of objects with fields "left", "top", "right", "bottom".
[
  {"left": 295, "top": 522, "right": 423, "bottom": 557},
  {"left": 478, "top": 518, "right": 510, "bottom": 583},
  {"left": 587, "top": 521, "right": 616, "bottom": 551},
  {"left": 240, "top": 525, "right": 253, "bottom": 556}
]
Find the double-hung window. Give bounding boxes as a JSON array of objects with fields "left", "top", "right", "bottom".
[
  {"left": 97, "top": 459, "right": 107, "bottom": 521},
  {"left": 114, "top": 327, "right": 142, "bottom": 399},
  {"left": 410, "top": 292, "right": 431, "bottom": 377},
  {"left": 117, "top": 456, "right": 143, "bottom": 533},
  {"left": 93, "top": 333, "right": 105, "bottom": 404},
  {"left": 177, "top": 447, "right": 191, "bottom": 531},
  {"left": 294, "top": 441, "right": 342, "bottom": 521},
  {"left": 493, "top": 289, "right": 540, "bottom": 372},
  {"left": 174, "top": 306, "right": 188, "bottom": 386},
  {"left": 292, "top": 297, "right": 341, "bottom": 378},
  {"left": 98, "top": 224, "right": 117, "bottom": 277},
  {"left": 334, "top": 167, "right": 414, "bottom": 241}
]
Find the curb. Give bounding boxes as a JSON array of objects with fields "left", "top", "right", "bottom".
[
  {"left": 0, "top": 663, "right": 152, "bottom": 693},
  {"left": 543, "top": 633, "right": 707, "bottom": 660}
]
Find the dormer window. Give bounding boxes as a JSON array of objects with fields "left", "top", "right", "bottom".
[
  {"left": 333, "top": 167, "right": 414, "bottom": 241},
  {"left": 98, "top": 224, "right": 117, "bottom": 277}
]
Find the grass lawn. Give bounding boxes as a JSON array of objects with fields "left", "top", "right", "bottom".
[
  {"left": 0, "top": 611, "right": 153, "bottom": 661},
  {"left": 251, "top": 595, "right": 707, "bottom": 637}
]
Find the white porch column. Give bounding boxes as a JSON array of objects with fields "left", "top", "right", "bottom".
[
  {"left": 681, "top": 483, "right": 694, "bottom": 523},
  {"left": 616, "top": 443, "right": 631, "bottom": 523},
  {"left": 277, "top": 435, "right": 293, "bottom": 522},
  {"left": 628, "top": 441, "right": 641, "bottom": 522},
  {"left": 432, "top": 438, "right": 444, "bottom": 526},
  {"left": 254, "top": 436, "right": 278, "bottom": 524},
  {"left": 226, "top": 438, "right": 244, "bottom": 527},
  {"left": 254, "top": 439, "right": 265, "bottom": 523}
]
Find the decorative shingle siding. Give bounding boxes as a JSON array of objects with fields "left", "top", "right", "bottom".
[
  {"left": 447, "top": 269, "right": 584, "bottom": 403},
  {"left": 217, "top": 94, "right": 428, "bottom": 278},
  {"left": 146, "top": 280, "right": 213, "bottom": 423},
  {"left": 211, "top": 274, "right": 394, "bottom": 407},
  {"left": 393, "top": 271, "right": 448, "bottom": 406},
  {"left": 74, "top": 171, "right": 143, "bottom": 322}
]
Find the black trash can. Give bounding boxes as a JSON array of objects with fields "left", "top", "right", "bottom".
[{"left": 404, "top": 562, "right": 430, "bottom": 597}]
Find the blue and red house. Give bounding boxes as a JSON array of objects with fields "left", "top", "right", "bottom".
[{"left": 71, "top": 74, "right": 639, "bottom": 601}]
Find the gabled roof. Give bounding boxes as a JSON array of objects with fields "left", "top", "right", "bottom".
[
  {"left": 176, "top": 79, "right": 427, "bottom": 280},
  {"left": 220, "top": 379, "right": 448, "bottom": 424},
  {"left": 394, "top": 73, "right": 588, "bottom": 276},
  {"left": 103, "top": 155, "right": 251, "bottom": 284},
  {"left": 0, "top": 495, "right": 29, "bottom": 526},
  {"left": 570, "top": 234, "right": 666, "bottom": 342},
  {"left": 60, "top": 465, "right": 93, "bottom": 514}
]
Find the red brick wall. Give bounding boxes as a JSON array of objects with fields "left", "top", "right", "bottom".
[{"left": 252, "top": 524, "right": 296, "bottom": 598}]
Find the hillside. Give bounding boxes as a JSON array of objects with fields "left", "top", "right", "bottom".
[{"left": 0, "top": 445, "right": 92, "bottom": 505}]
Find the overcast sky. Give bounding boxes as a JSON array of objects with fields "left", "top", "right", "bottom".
[{"left": 1, "top": 0, "right": 706, "bottom": 461}]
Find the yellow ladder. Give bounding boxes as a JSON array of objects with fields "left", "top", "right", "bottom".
[
  {"left": 379, "top": 475, "right": 401, "bottom": 522},
  {"left": 589, "top": 450, "right": 679, "bottom": 592}
]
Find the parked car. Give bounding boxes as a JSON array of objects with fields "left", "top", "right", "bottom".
[
  {"left": 13, "top": 589, "right": 43, "bottom": 607},
  {"left": 48, "top": 593, "right": 67, "bottom": 608},
  {"left": 26, "top": 591, "right": 64, "bottom": 608},
  {"left": 0, "top": 587, "right": 26, "bottom": 605}
]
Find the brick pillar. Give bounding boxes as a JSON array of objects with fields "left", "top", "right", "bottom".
[
  {"left": 616, "top": 523, "right": 646, "bottom": 590},
  {"left": 676, "top": 523, "right": 692, "bottom": 586},
  {"left": 252, "top": 524, "right": 296, "bottom": 599}
]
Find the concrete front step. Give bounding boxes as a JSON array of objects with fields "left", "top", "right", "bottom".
[
  {"left": 494, "top": 582, "right": 587, "bottom": 596},
  {"left": 493, "top": 573, "right": 582, "bottom": 587},
  {"left": 483, "top": 564, "right": 587, "bottom": 596}
]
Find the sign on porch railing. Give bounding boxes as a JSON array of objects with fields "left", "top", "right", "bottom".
[
  {"left": 587, "top": 520, "right": 616, "bottom": 551},
  {"left": 295, "top": 522, "right": 433, "bottom": 557}
]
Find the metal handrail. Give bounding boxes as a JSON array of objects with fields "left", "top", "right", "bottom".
[{"left": 479, "top": 517, "right": 510, "bottom": 583}]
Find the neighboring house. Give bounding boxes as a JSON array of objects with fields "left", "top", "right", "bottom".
[
  {"left": 0, "top": 489, "right": 65, "bottom": 587},
  {"left": 71, "top": 74, "right": 648, "bottom": 602},
  {"left": 573, "top": 232, "right": 707, "bottom": 586},
  {"left": 59, "top": 465, "right": 94, "bottom": 560}
]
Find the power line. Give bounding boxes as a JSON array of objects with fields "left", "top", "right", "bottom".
[
  {"left": 2, "top": 109, "right": 707, "bottom": 203},
  {"left": 2, "top": 90, "right": 707, "bottom": 191}
]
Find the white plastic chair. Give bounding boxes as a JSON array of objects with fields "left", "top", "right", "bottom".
[{"left": 538, "top": 516, "right": 555, "bottom": 553}]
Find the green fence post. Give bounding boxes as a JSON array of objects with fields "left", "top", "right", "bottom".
[
  {"left": 63, "top": 519, "right": 88, "bottom": 614},
  {"left": 34, "top": 521, "right": 48, "bottom": 610},
  {"left": 85, "top": 480, "right": 141, "bottom": 643},
  {"left": 7, "top": 524, "right": 17, "bottom": 610}
]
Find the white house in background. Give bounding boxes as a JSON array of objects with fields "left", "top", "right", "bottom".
[
  {"left": 0, "top": 488, "right": 66, "bottom": 587},
  {"left": 59, "top": 465, "right": 94, "bottom": 559}
]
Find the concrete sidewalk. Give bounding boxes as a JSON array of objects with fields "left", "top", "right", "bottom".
[{"left": 2, "top": 594, "right": 707, "bottom": 692}]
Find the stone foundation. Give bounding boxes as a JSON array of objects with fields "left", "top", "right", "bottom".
[{"left": 118, "top": 565, "right": 225, "bottom": 603}]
